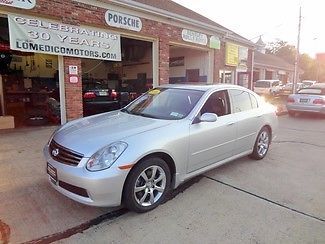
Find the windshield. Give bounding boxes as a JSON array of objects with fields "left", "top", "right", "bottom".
[
  {"left": 122, "top": 88, "right": 204, "bottom": 120},
  {"left": 254, "top": 81, "right": 270, "bottom": 88}
]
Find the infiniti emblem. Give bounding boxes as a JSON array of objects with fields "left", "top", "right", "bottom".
[{"left": 52, "top": 148, "right": 59, "bottom": 157}]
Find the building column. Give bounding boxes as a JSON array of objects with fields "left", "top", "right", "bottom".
[
  {"left": 247, "top": 49, "right": 254, "bottom": 90},
  {"left": 63, "top": 57, "right": 83, "bottom": 121},
  {"left": 259, "top": 68, "right": 266, "bottom": 80},
  {"left": 158, "top": 38, "right": 169, "bottom": 85},
  {"left": 213, "top": 45, "right": 225, "bottom": 83}
]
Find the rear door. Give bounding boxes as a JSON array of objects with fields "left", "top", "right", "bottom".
[
  {"left": 228, "top": 89, "right": 263, "bottom": 155},
  {"left": 188, "top": 90, "right": 237, "bottom": 172}
]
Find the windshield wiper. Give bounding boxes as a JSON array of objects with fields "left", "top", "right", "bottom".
[
  {"left": 129, "top": 111, "right": 159, "bottom": 119},
  {"left": 120, "top": 108, "right": 130, "bottom": 114}
]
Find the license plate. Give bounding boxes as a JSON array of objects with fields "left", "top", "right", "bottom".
[
  {"left": 299, "top": 98, "right": 309, "bottom": 103},
  {"left": 99, "top": 91, "right": 108, "bottom": 96},
  {"left": 47, "top": 163, "right": 57, "bottom": 183}
]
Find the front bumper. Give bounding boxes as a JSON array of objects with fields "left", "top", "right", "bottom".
[
  {"left": 44, "top": 145, "right": 129, "bottom": 207},
  {"left": 286, "top": 104, "right": 325, "bottom": 114}
]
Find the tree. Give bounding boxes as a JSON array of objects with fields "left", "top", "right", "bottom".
[
  {"left": 266, "top": 39, "right": 296, "bottom": 64},
  {"left": 266, "top": 39, "right": 320, "bottom": 81}
]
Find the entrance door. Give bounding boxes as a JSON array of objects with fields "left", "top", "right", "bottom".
[{"left": 188, "top": 90, "right": 237, "bottom": 172}]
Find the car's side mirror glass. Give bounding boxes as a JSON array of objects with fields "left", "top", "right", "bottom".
[{"left": 200, "top": 113, "right": 218, "bottom": 122}]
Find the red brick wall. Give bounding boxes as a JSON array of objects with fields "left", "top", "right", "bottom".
[
  {"left": 213, "top": 49, "right": 223, "bottom": 83},
  {"left": 63, "top": 57, "right": 83, "bottom": 121},
  {"left": 4, "top": 0, "right": 252, "bottom": 118}
]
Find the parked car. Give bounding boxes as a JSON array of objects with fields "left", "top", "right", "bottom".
[
  {"left": 83, "top": 81, "right": 120, "bottom": 116},
  {"left": 280, "top": 82, "right": 305, "bottom": 94},
  {"left": 44, "top": 84, "right": 278, "bottom": 212},
  {"left": 301, "top": 80, "right": 317, "bottom": 87},
  {"left": 253, "top": 79, "right": 282, "bottom": 96},
  {"left": 286, "top": 83, "right": 325, "bottom": 116}
]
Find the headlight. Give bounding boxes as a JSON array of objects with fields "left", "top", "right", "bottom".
[{"left": 86, "top": 142, "right": 128, "bottom": 171}]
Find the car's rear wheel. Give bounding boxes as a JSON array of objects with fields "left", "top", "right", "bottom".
[
  {"left": 250, "top": 127, "right": 271, "bottom": 160},
  {"left": 123, "top": 157, "right": 171, "bottom": 213}
]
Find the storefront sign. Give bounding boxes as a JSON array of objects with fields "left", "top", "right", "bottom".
[
  {"left": 225, "top": 42, "right": 239, "bottom": 66},
  {"left": 69, "top": 76, "right": 78, "bottom": 83},
  {"left": 0, "top": 0, "right": 36, "bottom": 9},
  {"left": 181, "top": 29, "right": 207, "bottom": 46},
  {"left": 69, "top": 65, "right": 78, "bottom": 75},
  {"left": 209, "top": 36, "right": 220, "bottom": 49},
  {"left": 8, "top": 15, "right": 121, "bottom": 61},
  {"left": 105, "top": 10, "right": 142, "bottom": 32},
  {"left": 238, "top": 46, "right": 248, "bottom": 67}
]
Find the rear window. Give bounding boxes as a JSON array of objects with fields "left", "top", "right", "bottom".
[
  {"left": 298, "top": 88, "right": 325, "bottom": 95},
  {"left": 254, "top": 81, "right": 270, "bottom": 88}
]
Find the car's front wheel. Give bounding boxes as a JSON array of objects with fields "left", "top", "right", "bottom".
[
  {"left": 250, "top": 127, "right": 271, "bottom": 160},
  {"left": 123, "top": 157, "right": 171, "bottom": 213}
]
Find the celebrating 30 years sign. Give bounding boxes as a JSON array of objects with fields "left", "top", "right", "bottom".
[
  {"left": 8, "top": 15, "right": 121, "bottom": 61},
  {"left": 0, "top": 0, "right": 36, "bottom": 9}
]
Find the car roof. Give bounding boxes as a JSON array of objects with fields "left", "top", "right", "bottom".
[
  {"left": 158, "top": 83, "right": 246, "bottom": 92},
  {"left": 310, "top": 83, "right": 325, "bottom": 89},
  {"left": 255, "top": 79, "right": 280, "bottom": 82}
]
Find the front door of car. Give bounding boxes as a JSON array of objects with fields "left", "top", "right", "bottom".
[{"left": 188, "top": 90, "right": 237, "bottom": 173}]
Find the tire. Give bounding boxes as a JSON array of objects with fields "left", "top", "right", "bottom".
[
  {"left": 250, "top": 127, "right": 271, "bottom": 160},
  {"left": 123, "top": 157, "right": 171, "bottom": 213}
]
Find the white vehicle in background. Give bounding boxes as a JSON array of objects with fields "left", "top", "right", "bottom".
[
  {"left": 301, "top": 80, "right": 317, "bottom": 87},
  {"left": 253, "top": 80, "right": 282, "bottom": 96},
  {"left": 280, "top": 82, "right": 305, "bottom": 94}
]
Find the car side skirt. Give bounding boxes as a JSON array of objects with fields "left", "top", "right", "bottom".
[{"left": 174, "top": 149, "right": 253, "bottom": 188}]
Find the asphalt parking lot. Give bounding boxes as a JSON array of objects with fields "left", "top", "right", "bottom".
[{"left": 0, "top": 114, "right": 324, "bottom": 243}]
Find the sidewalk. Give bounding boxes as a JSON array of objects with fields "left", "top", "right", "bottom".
[{"left": 0, "top": 127, "right": 110, "bottom": 243}]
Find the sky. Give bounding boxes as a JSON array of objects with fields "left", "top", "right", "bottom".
[{"left": 173, "top": 0, "right": 325, "bottom": 58}]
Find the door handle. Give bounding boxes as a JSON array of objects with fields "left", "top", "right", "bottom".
[{"left": 226, "top": 121, "right": 235, "bottom": 126}]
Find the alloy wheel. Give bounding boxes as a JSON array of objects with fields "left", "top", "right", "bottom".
[
  {"left": 257, "top": 131, "right": 269, "bottom": 157},
  {"left": 134, "top": 165, "right": 166, "bottom": 207}
]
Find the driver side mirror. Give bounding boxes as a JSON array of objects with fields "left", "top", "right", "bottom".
[{"left": 200, "top": 113, "right": 218, "bottom": 122}]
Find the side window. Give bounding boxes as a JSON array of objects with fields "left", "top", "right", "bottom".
[
  {"left": 200, "top": 90, "right": 230, "bottom": 117},
  {"left": 273, "top": 81, "right": 279, "bottom": 87},
  {"left": 249, "top": 93, "right": 258, "bottom": 109},
  {"left": 229, "top": 89, "right": 253, "bottom": 113}
]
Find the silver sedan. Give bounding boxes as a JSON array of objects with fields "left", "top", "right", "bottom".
[
  {"left": 286, "top": 83, "right": 325, "bottom": 116},
  {"left": 44, "top": 84, "right": 278, "bottom": 212}
]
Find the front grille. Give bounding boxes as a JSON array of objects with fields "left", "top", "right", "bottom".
[
  {"left": 49, "top": 140, "right": 84, "bottom": 166},
  {"left": 59, "top": 180, "right": 89, "bottom": 198}
]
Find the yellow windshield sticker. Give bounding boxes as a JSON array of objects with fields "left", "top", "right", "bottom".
[{"left": 148, "top": 89, "right": 161, "bottom": 95}]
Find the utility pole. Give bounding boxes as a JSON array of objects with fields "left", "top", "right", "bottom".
[{"left": 293, "top": 6, "right": 302, "bottom": 93}]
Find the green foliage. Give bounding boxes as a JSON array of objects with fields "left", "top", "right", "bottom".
[{"left": 266, "top": 39, "right": 325, "bottom": 82}]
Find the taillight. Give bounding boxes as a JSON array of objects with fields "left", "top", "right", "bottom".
[
  {"left": 313, "top": 99, "right": 325, "bottom": 105},
  {"left": 111, "top": 89, "right": 117, "bottom": 100},
  {"left": 83, "top": 92, "right": 96, "bottom": 99},
  {"left": 287, "top": 97, "right": 295, "bottom": 103}
]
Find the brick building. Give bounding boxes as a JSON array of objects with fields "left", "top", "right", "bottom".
[{"left": 0, "top": 0, "right": 254, "bottom": 128}]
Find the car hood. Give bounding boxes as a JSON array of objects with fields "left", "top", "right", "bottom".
[{"left": 53, "top": 111, "right": 173, "bottom": 157}]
